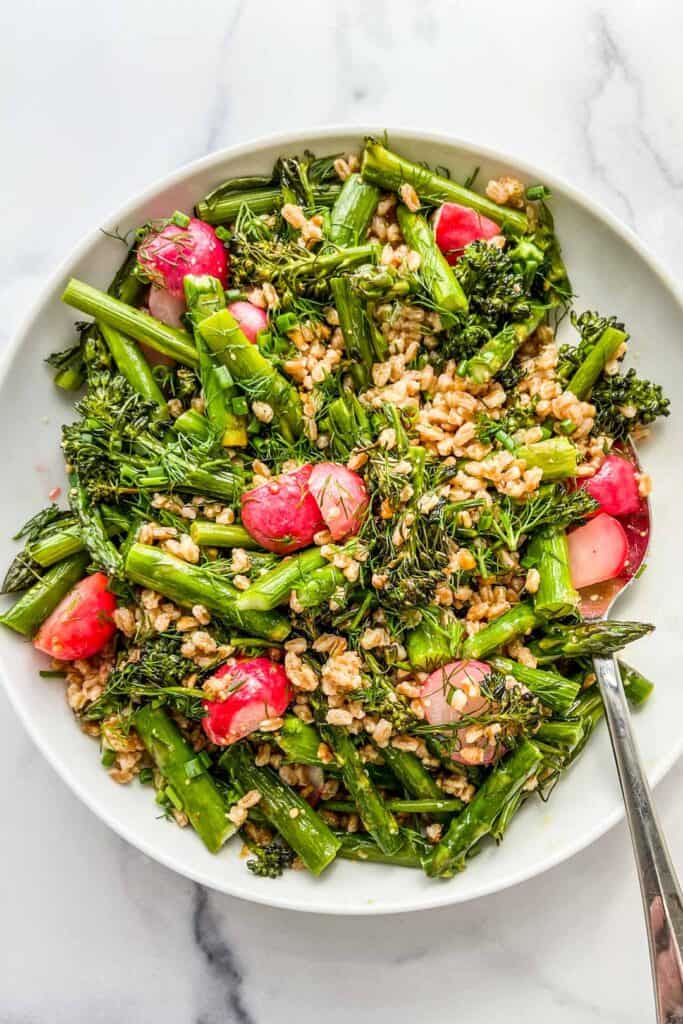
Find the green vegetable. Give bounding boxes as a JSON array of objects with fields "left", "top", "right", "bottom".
[
  {"left": 190, "top": 522, "right": 260, "bottom": 550},
  {"left": 423, "top": 739, "right": 542, "bottom": 877},
  {"left": 184, "top": 275, "right": 248, "bottom": 447},
  {"left": 246, "top": 840, "right": 297, "bottom": 878},
  {"left": 462, "top": 602, "right": 540, "bottom": 660},
  {"left": 331, "top": 276, "right": 383, "bottom": 390},
  {"left": 567, "top": 325, "right": 628, "bottom": 401},
  {"left": 234, "top": 548, "right": 327, "bottom": 611},
  {"left": 328, "top": 174, "right": 380, "bottom": 247},
  {"left": 319, "top": 716, "right": 403, "bottom": 855},
  {"left": 530, "top": 620, "right": 654, "bottom": 661},
  {"left": 406, "top": 609, "right": 463, "bottom": 671},
  {"left": 516, "top": 437, "right": 578, "bottom": 481},
  {"left": 396, "top": 206, "right": 468, "bottom": 313},
  {"left": 336, "top": 833, "right": 421, "bottom": 869},
  {"left": 99, "top": 323, "right": 166, "bottom": 409},
  {"left": 591, "top": 369, "right": 670, "bottom": 441},
  {"left": 526, "top": 527, "right": 579, "bottom": 618},
  {"left": 222, "top": 743, "right": 340, "bottom": 875},
  {"left": 124, "top": 542, "right": 290, "bottom": 641},
  {"left": 135, "top": 705, "right": 235, "bottom": 853},
  {"left": 0, "top": 552, "right": 89, "bottom": 636},
  {"left": 323, "top": 797, "right": 463, "bottom": 815},
  {"left": 198, "top": 307, "right": 303, "bottom": 443},
  {"left": 464, "top": 306, "right": 544, "bottom": 383},
  {"left": 292, "top": 564, "right": 346, "bottom": 610},
  {"left": 62, "top": 279, "right": 198, "bottom": 367},
  {"left": 489, "top": 656, "right": 580, "bottom": 715},
  {"left": 379, "top": 745, "right": 455, "bottom": 823},
  {"left": 361, "top": 139, "right": 528, "bottom": 235}
]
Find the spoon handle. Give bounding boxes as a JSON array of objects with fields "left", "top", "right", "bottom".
[{"left": 594, "top": 654, "right": 683, "bottom": 1021}]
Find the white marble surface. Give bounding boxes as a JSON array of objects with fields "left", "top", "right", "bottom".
[{"left": 2, "top": 1, "right": 683, "bottom": 1019}]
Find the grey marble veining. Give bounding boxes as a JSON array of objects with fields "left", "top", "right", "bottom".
[{"left": 2, "top": 1, "right": 683, "bottom": 1020}]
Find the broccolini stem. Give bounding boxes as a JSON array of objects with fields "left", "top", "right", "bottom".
[
  {"left": 318, "top": 717, "right": 403, "bottom": 855},
  {"left": 330, "top": 276, "right": 377, "bottom": 390},
  {"left": 516, "top": 437, "right": 578, "bottom": 481},
  {"left": 173, "top": 408, "right": 212, "bottom": 441},
  {"left": 196, "top": 183, "right": 341, "bottom": 225},
  {"left": 124, "top": 542, "right": 291, "bottom": 641},
  {"left": 222, "top": 744, "right": 340, "bottom": 875},
  {"left": 361, "top": 140, "right": 528, "bottom": 235},
  {"left": 380, "top": 744, "right": 456, "bottom": 824},
  {"left": 234, "top": 548, "right": 327, "bottom": 612},
  {"left": 489, "top": 656, "right": 580, "bottom": 715},
  {"left": 62, "top": 279, "right": 198, "bottom": 367},
  {"left": 567, "top": 325, "right": 628, "bottom": 401},
  {"left": 396, "top": 206, "right": 469, "bottom": 313},
  {"left": 462, "top": 602, "right": 541, "bottom": 660},
  {"left": 0, "top": 552, "right": 89, "bottom": 636},
  {"left": 291, "top": 564, "right": 346, "bottom": 610},
  {"left": 184, "top": 275, "right": 248, "bottom": 448},
  {"left": 25, "top": 507, "right": 128, "bottom": 570},
  {"left": 406, "top": 611, "right": 464, "bottom": 671},
  {"left": 99, "top": 323, "right": 166, "bottom": 409},
  {"left": 464, "top": 306, "right": 544, "bottom": 384},
  {"left": 423, "top": 739, "right": 543, "bottom": 877},
  {"left": 328, "top": 174, "right": 380, "bottom": 247},
  {"left": 135, "top": 705, "right": 236, "bottom": 854},
  {"left": 526, "top": 527, "right": 579, "bottom": 618},
  {"left": 198, "top": 308, "right": 303, "bottom": 443},
  {"left": 323, "top": 797, "right": 463, "bottom": 815},
  {"left": 68, "top": 472, "right": 123, "bottom": 579},
  {"left": 336, "top": 833, "right": 421, "bottom": 869},
  {"left": 274, "top": 716, "right": 327, "bottom": 765},
  {"left": 189, "top": 522, "right": 260, "bottom": 550},
  {"left": 619, "top": 661, "right": 654, "bottom": 706}
]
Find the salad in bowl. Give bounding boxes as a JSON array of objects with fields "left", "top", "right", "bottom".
[{"left": 0, "top": 137, "right": 669, "bottom": 883}]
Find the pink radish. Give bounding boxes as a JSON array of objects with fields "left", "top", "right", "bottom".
[
  {"left": 34, "top": 573, "right": 117, "bottom": 661},
  {"left": 579, "top": 454, "right": 640, "bottom": 517},
  {"left": 202, "top": 657, "right": 293, "bottom": 746},
  {"left": 567, "top": 513, "right": 628, "bottom": 589},
  {"left": 621, "top": 500, "right": 650, "bottom": 580},
  {"left": 241, "top": 464, "right": 325, "bottom": 554},
  {"left": 434, "top": 202, "right": 501, "bottom": 265},
  {"left": 308, "top": 462, "right": 369, "bottom": 541},
  {"left": 148, "top": 286, "right": 187, "bottom": 330},
  {"left": 228, "top": 301, "right": 268, "bottom": 344},
  {"left": 137, "top": 217, "right": 228, "bottom": 297},
  {"left": 419, "top": 660, "right": 499, "bottom": 766}
]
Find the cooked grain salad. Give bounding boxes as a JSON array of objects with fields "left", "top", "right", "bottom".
[{"left": 0, "top": 138, "right": 669, "bottom": 879}]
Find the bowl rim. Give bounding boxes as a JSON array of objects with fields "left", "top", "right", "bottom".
[{"left": 2, "top": 123, "right": 682, "bottom": 915}]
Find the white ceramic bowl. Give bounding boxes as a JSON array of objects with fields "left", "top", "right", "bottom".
[{"left": 2, "top": 127, "right": 682, "bottom": 915}]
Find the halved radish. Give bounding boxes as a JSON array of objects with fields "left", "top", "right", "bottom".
[
  {"left": 308, "top": 462, "right": 369, "bottom": 541},
  {"left": 419, "top": 659, "right": 498, "bottom": 766},
  {"left": 148, "top": 286, "right": 187, "bottom": 330},
  {"left": 567, "top": 513, "right": 628, "bottom": 589},
  {"left": 137, "top": 217, "right": 228, "bottom": 296},
  {"left": 227, "top": 301, "right": 268, "bottom": 344},
  {"left": 621, "top": 499, "right": 650, "bottom": 580},
  {"left": 202, "top": 657, "right": 293, "bottom": 746},
  {"left": 240, "top": 464, "right": 325, "bottom": 554},
  {"left": 579, "top": 454, "right": 640, "bottom": 517},
  {"left": 434, "top": 202, "right": 501, "bottom": 265},
  {"left": 33, "top": 573, "right": 117, "bottom": 661}
]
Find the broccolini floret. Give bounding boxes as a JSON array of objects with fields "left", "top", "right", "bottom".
[{"left": 246, "top": 840, "right": 297, "bottom": 878}]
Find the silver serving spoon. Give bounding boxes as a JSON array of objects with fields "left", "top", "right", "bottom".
[{"left": 580, "top": 441, "right": 683, "bottom": 1022}]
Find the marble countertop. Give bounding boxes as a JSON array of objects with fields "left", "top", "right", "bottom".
[{"left": 3, "top": 2, "right": 683, "bottom": 1020}]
